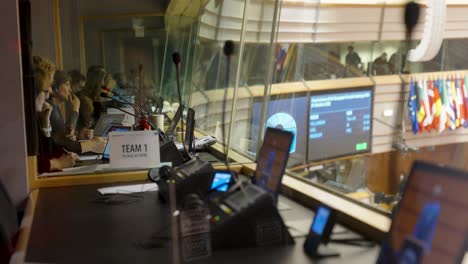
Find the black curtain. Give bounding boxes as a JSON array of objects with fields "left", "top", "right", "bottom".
[{"left": 19, "top": 0, "right": 38, "bottom": 155}]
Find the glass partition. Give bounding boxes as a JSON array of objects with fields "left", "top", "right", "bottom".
[
  {"left": 81, "top": 15, "right": 196, "bottom": 108},
  {"left": 30, "top": 0, "right": 199, "bottom": 177},
  {"left": 28, "top": 0, "right": 468, "bottom": 216},
  {"left": 190, "top": 0, "right": 245, "bottom": 147}
]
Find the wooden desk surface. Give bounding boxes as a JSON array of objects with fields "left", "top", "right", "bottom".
[{"left": 22, "top": 183, "right": 379, "bottom": 264}]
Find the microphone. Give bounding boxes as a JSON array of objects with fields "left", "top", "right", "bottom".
[
  {"left": 101, "top": 86, "right": 147, "bottom": 116},
  {"left": 100, "top": 94, "right": 135, "bottom": 117},
  {"left": 223, "top": 40, "right": 234, "bottom": 57},
  {"left": 172, "top": 51, "right": 189, "bottom": 157},
  {"left": 99, "top": 92, "right": 113, "bottom": 99},
  {"left": 101, "top": 86, "right": 130, "bottom": 104},
  {"left": 404, "top": 1, "right": 420, "bottom": 37},
  {"left": 172, "top": 52, "right": 181, "bottom": 65},
  {"left": 101, "top": 86, "right": 120, "bottom": 96}
]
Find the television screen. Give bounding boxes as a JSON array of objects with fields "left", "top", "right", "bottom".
[
  {"left": 308, "top": 87, "right": 373, "bottom": 161},
  {"left": 251, "top": 95, "right": 308, "bottom": 164}
]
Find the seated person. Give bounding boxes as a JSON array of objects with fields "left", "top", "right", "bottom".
[
  {"left": 373, "top": 53, "right": 390, "bottom": 75},
  {"left": 50, "top": 70, "right": 106, "bottom": 154},
  {"left": 68, "top": 70, "right": 86, "bottom": 94},
  {"left": 33, "top": 56, "right": 78, "bottom": 173},
  {"left": 49, "top": 71, "right": 80, "bottom": 147},
  {"left": 77, "top": 66, "right": 107, "bottom": 140}
]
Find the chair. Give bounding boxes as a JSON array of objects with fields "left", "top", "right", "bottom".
[{"left": 0, "top": 180, "right": 18, "bottom": 263}]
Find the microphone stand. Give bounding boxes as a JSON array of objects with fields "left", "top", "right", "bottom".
[
  {"left": 222, "top": 41, "right": 234, "bottom": 170},
  {"left": 172, "top": 52, "right": 189, "bottom": 157}
]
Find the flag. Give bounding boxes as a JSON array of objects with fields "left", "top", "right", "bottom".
[
  {"left": 421, "top": 79, "right": 432, "bottom": 130},
  {"left": 464, "top": 76, "right": 468, "bottom": 128},
  {"left": 408, "top": 79, "right": 419, "bottom": 134},
  {"left": 432, "top": 79, "right": 442, "bottom": 131},
  {"left": 451, "top": 77, "right": 460, "bottom": 128},
  {"left": 426, "top": 79, "right": 435, "bottom": 131},
  {"left": 416, "top": 80, "right": 426, "bottom": 132},
  {"left": 456, "top": 77, "right": 466, "bottom": 127},
  {"left": 457, "top": 78, "right": 467, "bottom": 127},
  {"left": 438, "top": 78, "right": 448, "bottom": 133},
  {"left": 446, "top": 77, "right": 457, "bottom": 130}
]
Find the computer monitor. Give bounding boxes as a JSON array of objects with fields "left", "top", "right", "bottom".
[
  {"left": 254, "top": 127, "right": 294, "bottom": 200},
  {"left": 377, "top": 161, "right": 468, "bottom": 264},
  {"left": 251, "top": 95, "right": 308, "bottom": 163},
  {"left": 93, "top": 114, "right": 126, "bottom": 137},
  {"left": 308, "top": 87, "right": 373, "bottom": 161}
]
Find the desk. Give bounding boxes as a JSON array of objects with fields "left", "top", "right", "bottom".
[{"left": 22, "top": 183, "right": 379, "bottom": 263}]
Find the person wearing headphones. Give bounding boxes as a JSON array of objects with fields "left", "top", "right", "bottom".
[{"left": 49, "top": 70, "right": 106, "bottom": 154}]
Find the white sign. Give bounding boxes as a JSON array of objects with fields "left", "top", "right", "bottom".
[{"left": 109, "top": 130, "right": 160, "bottom": 169}]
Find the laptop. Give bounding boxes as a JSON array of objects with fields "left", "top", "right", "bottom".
[
  {"left": 253, "top": 127, "right": 294, "bottom": 201},
  {"left": 77, "top": 125, "right": 132, "bottom": 164},
  {"left": 93, "top": 114, "right": 126, "bottom": 136},
  {"left": 101, "top": 126, "right": 132, "bottom": 160},
  {"left": 377, "top": 161, "right": 468, "bottom": 264}
]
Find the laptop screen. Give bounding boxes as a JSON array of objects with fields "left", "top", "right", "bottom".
[
  {"left": 378, "top": 161, "right": 468, "bottom": 264},
  {"left": 254, "top": 127, "right": 293, "bottom": 199}
]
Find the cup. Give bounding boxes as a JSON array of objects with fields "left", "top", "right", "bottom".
[{"left": 151, "top": 114, "right": 165, "bottom": 130}]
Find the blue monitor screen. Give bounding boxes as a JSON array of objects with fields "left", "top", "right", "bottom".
[
  {"left": 308, "top": 87, "right": 373, "bottom": 161},
  {"left": 311, "top": 206, "right": 331, "bottom": 236},
  {"left": 102, "top": 140, "right": 111, "bottom": 159},
  {"left": 210, "top": 172, "right": 232, "bottom": 192},
  {"left": 102, "top": 127, "right": 132, "bottom": 159}
]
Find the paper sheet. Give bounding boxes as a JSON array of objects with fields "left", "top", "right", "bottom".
[
  {"left": 97, "top": 183, "right": 158, "bottom": 195},
  {"left": 285, "top": 219, "right": 312, "bottom": 237}
]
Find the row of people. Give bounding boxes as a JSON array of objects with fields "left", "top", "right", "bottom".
[
  {"left": 33, "top": 56, "right": 121, "bottom": 173},
  {"left": 343, "top": 46, "right": 403, "bottom": 76}
]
